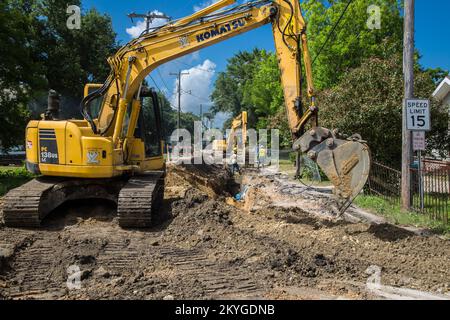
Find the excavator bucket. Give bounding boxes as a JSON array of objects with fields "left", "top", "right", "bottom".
[{"left": 294, "top": 127, "right": 371, "bottom": 214}]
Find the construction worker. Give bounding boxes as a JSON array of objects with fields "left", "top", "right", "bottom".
[
  {"left": 258, "top": 144, "right": 267, "bottom": 168},
  {"left": 229, "top": 147, "right": 241, "bottom": 175}
]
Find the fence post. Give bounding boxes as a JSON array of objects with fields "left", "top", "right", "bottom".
[{"left": 418, "top": 151, "right": 424, "bottom": 210}]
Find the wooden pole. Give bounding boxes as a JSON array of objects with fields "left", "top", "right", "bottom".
[
  {"left": 402, "top": 0, "right": 415, "bottom": 210},
  {"left": 170, "top": 70, "right": 189, "bottom": 132}
]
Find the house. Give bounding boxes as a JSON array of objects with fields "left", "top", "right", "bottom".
[
  {"left": 433, "top": 76, "right": 450, "bottom": 107},
  {"left": 431, "top": 76, "right": 450, "bottom": 161}
]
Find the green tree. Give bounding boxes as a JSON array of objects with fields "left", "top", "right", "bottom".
[
  {"left": 154, "top": 92, "right": 200, "bottom": 140},
  {"left": 0, "top": 0, "right": 119, "bottom": 150},
  {"left": 302, "top": 0, "right": 403, "bottom": 89},
  {"left": 211, "top": 49, "right": 270, "bottom": 128},
  {"left": 318, "top": 55, "right": 450, "bottom": 167},
  {"left": 0, "top": 0, "right": 44, "bottom": 150},
  {"left": 36, "top": 0, "right": 117, "bottom": 98},
  {"left": 242, "top": 53, "right": 284, "bottom": 123}
]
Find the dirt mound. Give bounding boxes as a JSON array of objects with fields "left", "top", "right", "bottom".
[{"left": 165, "top": 163, "right": 231, "bottom": 199}]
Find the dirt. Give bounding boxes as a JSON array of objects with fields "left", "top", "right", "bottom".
[{"left": 0, "top": 164, "right": 449, "bottom": 300}]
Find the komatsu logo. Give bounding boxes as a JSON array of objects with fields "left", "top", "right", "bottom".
[
  {"left": 196, "top": 19, "right": 246, "bottom": 43},
  {"left": 87, "top": 150, "right": 100, "bottom": 164}
]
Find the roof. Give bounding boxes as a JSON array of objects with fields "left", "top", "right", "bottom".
[{"left": 433, "top": 76, "right": 450, "bottom": 102}]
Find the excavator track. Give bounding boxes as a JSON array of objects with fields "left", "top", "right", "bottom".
[
  {"left": 2, "top": 178, "right": 63, "bottom": 228},
  {"left": 118, "top": 171, "right": 165, "bottom": 228},
  {"left": 2, "top": 173, "right": 165, "bottom": 229}
]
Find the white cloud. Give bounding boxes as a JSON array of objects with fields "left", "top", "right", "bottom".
[
  {"left": 126, "top": 10, "right": 168, "bottom": 38},
  {"left": 193, "top": 0, "right": 220, "bottom": 12},
  {"left": 170, "top": 59, "right": 217, "bottom": 115}
]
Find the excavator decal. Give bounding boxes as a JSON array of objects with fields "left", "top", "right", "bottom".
[
  {"left": 39, "top": 129, "right": 58, "bottom": 164},
  {"left": 196, "top": 19, "right": 246, "bottom": 42}
]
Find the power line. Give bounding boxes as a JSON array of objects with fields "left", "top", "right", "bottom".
[
  {"left": 148, "top": 75, "right": 178, "bottom": 110},
  {"left": 156, "top": 68, "right": 171, "bottom": 93},
  {"left": 312, "top": 0, "right": 354, "bottom": 65},
  {"left": 174, "top": 60, "right": 215, "bottom": 73},
  {"left": 181, "top": 89, "right": 211, "bottom": 103},
  {"left": 148, "top": 74, "right": 163, "bottom": 92}
]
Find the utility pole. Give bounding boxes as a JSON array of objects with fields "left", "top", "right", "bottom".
[
  {"left": 402, "top": 0, "right": 415, "bottom": 210},
  {"left": 170, "top": 70, "right": 190, "bottom": 131},
  {"left": 127, "top": 12, "right": 170, "bottom": 34}
]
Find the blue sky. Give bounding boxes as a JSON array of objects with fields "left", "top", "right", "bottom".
[{"left": 81, "top": 0, "right": 450, "bottom": 126}]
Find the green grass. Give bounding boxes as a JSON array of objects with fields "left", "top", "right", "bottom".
[
  {"left": 411, "top": 194, "right": 450, "bottom": 217},
  {"left": 354, "top": 195, "right": 450, "bottom": 236},
  {"left": 0, "top": 166, "right": 35, "bottom": 196}
]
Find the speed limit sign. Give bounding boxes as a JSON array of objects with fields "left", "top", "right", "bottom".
[{"left": 406, "top": 99, "right": 430, "bottom": 131}]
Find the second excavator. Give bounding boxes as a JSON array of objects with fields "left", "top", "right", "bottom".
[{"left": 2, "top": 0, "right": 370, "bottom": 228}]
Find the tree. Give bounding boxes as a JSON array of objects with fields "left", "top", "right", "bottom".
[
  {"left": 318, "top": 55, "right": 450, "bottom": 167},
  {"left": 35, "top": 0, "right": 117, "bottom": 99},
  {"left": 302, "top": 0, "right": 403, "bottom": 89},
  {"left": 211, "top": 49, "right": 270, "bottom": 128},
  {"left": 154, "top": 92, "right": 200, "bottom": 140},
  {"left": 242, "top": 53, "right": 284, "bottom": 124},
  {"left": 0, "top": 0, "right": 119, "bottom": 150},
  {"left": 0, "top": 0, "right": 44, "bottom": 150}
]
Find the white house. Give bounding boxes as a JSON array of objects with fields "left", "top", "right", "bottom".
[
  {"left": 431, "top": 76, "right": 450, "bottom": 161},
  {"left": 433, "top": 76, "right": 450, "bottom": 106}
]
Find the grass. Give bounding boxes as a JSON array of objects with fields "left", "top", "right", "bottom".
[
  {"left": 0, "top": 166, "right": 35, "bottom": 196},
  {"left": 354, "top": 195, "right": 450, "bottom": 237},
  {"left": 411, "top": 194, "right": 450, "bottom": 217}
]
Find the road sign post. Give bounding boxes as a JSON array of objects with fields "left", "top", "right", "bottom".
[
  {"left": 406, "top": 98, "right": 430, "bottom": 211},
  {"left": 406, "top": 99, "right": 431, "bottom": 131},
  {"left": 413, "top": 131, "right": 426, "bottom": 210}
]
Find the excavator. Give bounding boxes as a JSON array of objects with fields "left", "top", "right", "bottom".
[
  {"left": 212, "top": 111, "right": 248, "bottom": 156},
  {"left": 2, "top": 0, "right": 370, "bottom": 228}
]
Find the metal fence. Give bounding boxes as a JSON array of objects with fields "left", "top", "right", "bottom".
[
  {"left": 367, "top": 162, "right": 401, "bottom": 204},
  {"left": 367, "top": 161, "right": 449, "bottom": 224},
  {"left": 411, "top": 167, "right": 449, "bottom": 223}
]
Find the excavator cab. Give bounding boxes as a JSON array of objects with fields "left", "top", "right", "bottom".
[
  {"left": 134, "top": 88, "right": 164, "bottom": 159},
  {"left": 84, "top": 84, "right": 103, "bottom": 119}
]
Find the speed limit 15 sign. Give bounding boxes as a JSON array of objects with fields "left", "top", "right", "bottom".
[{"left": 406, "top": 99, "right": 431, "bottom": 131}]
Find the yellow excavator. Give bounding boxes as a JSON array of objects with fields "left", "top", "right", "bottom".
[
  {"left": 2, "top": 0, "right": 370, "bottom": 228},
  {"left": 212, "top": 111, "right": 248, "bottom": 155}
]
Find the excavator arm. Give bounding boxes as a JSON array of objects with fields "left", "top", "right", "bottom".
[
  {"left": 227, "top": 111, "right": 248, "bottom": 152},
  {"left": 84, "top": 0, "right": 371, "bottom": 212}
]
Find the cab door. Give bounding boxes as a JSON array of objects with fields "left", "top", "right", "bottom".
[{"left": 134, "top": 88, "right": 163, "bottom": 159}]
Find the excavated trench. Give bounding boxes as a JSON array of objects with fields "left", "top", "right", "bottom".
[{"left": 0, "top": 164, "right": 449, "bottom": 300}]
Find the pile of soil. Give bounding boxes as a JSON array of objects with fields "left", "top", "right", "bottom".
[{"left": 0, "top": 164, "right": 448, "bottom": 300}]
